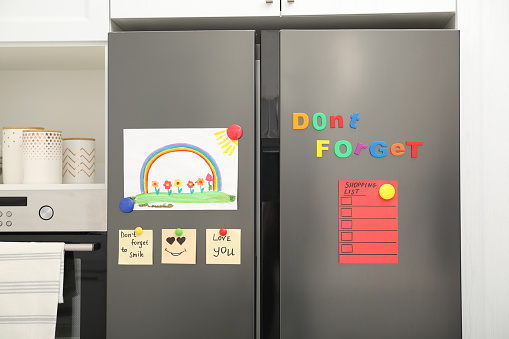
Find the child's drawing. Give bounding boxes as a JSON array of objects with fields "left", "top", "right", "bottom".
[{"left": 123, "top": 128, "right": 239, "bottom": 210}]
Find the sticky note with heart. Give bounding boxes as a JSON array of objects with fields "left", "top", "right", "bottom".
[{"left": 161, "top": 229, "right": 196, "bottom": 264}]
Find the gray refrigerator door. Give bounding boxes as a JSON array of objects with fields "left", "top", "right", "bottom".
[
  {"left": 108, "top": 31, "right": 255, "bottom": 338},
  {"left": 280, "top": 31, "right": 460, "bottom": 338}
]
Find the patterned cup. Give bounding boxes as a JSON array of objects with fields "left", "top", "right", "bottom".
[
  {"left": 62, "top": 138, "right": 96, "bottom": 184},
  {"left": 22, "top": 130, "right": 63, "bottom": 184},
  {"left": 2, "top": 127, "right": 44, "bottom": 184}
]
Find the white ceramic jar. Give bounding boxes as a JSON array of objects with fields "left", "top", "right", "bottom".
[
  {"left": 22, "top": 129, "right": 63, "bottom": 184},
  {"left": 2, "top": 127, "right": 44, "bottom": 184},
  {"left": 62, "top": 138, "right": 96, "bottom": 184}
]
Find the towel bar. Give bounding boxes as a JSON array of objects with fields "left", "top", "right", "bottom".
[{"left": 64, "top": 243, "right": 100, "bottom": 252}]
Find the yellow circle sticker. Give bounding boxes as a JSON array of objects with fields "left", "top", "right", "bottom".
[{"left": 379, "top": 184, "right": 396, "bottom": 200}]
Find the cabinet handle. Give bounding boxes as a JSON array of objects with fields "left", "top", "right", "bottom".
[
  {"left": 266, "top": 0, "right": 273, "bottom": 2},
  {"left": 287, "top": 0, "right": 294, "bottom": 2}
]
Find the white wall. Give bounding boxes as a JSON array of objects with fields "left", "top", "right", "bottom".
[{"left": 458, "top": 0, "right": 509, "bottom": 337}]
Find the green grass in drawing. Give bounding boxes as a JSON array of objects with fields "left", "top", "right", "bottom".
[{"left": 134, "top": 191, "right": 236, "bottom": 205}]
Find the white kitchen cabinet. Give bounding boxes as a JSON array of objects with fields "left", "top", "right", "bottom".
[
  {"left": 281, "top": 0, "right": 455, "bottom": 16},
  {"left": 0, "top": 0, "right": 109, "bottom": 42},
  {"left": 110, "top": 0, "right": 279, "bottom": 20}
]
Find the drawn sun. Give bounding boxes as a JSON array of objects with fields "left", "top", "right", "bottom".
[{"left": 214, "top": 125, "right": 242, "bottom": 156}]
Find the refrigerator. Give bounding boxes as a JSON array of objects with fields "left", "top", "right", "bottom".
[{"left": 108, "top": 30, "right": 460, "bottom": 338}]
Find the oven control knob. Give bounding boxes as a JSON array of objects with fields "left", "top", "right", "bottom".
[{"left": 39, "top": 206, "right": 54, "bottom": 221}]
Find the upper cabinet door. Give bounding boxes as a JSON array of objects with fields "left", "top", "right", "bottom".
[
  {"left": 281, "top": 0, "right": 455, "bottom": 16},
  {"left": 110, "top": 0, "right": 280, "bottom": 19},
  {"left": 0, "top": 0, "right": 109, "bottom": 42}
]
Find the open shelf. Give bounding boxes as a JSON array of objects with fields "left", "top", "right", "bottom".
[{"left": 0, "top": 43, "right": 107, "bottom": 187}]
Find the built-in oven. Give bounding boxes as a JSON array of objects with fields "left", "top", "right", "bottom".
[{"left": 0, "top": 190, "right": 107, "bottom": 339}]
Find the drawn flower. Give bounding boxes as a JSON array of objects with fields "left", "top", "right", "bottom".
[
  {"left": 175, "top": 179, "right": 182, "bottom": 193},
  {"left": 206, "top": 173, "right": 213, "bottom": 191},
  {"left": 164, "top": 180, "right": 172, "bottom": 196},
  {"left": 196, "top": 178, "right": 205, "bottom": 193},
  {"left": 187, "top": 180, "right": 195, "bottom": 194},
  {"left": 152, "top": 180, "right": 160, "bottom": 195}
]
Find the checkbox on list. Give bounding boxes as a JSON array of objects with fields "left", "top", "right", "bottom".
[
  {"left": 341, "top": 220, "right": 352, "bottom": 229},
  {"left": 341, "top": 232, "right": 353, "bottom": 241},
  {"left": 341, "top": 197, "right": 352, "bottom": 205},
  {"left": 341, "top": 208, "right": 352, "bottom": 217},
  {"left": 341, "top": 244, "right": 353, "bottom": 253}
]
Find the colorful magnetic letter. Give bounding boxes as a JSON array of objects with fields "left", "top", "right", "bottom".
[
  {"left": 293, "top": 113, "right": 309, "bottom": 130},
  {"left": 406, "top": 141, "right": 423, "bottom": 158},
  {"left": 354, "top": 143, "right": 368, "bottom": 155},
  {"left": 349, "top": 112, "right": 360, "bottom": 129},
  {"left": 334, "top": 140, "right": 352, "bottom": 158},
  {"left": 369, "top": 141, "right": 388, "bottom": 158},
  {"left": 312, "top": 113, "right": 327, "bottom": 131},
  {"left": 390, "top": 143, "right": 405, "bottom": 156},
  {"left": 316, "top": 140, "right": 330, "bottom": 157},
  {"left": 330, "top": 115, "right": 344, "bottom": 129}
]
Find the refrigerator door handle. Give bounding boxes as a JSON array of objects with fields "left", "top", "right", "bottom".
[{"left": 255, "top": 46, "right": 262, "bottom": 339}]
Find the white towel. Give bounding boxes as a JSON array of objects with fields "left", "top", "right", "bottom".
[{"left": 0, "top": 242, "right": 65, "bottom": 339}]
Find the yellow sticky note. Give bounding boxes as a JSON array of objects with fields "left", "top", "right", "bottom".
[
  {"left": 161, "top": 229, "right": 196, "bottom": 264},
  {"left": 206, "top": 229, "right": 241, "bottom": 265},
  {"left": 118, "top": 230, "right": 153, "bottom": 265}
]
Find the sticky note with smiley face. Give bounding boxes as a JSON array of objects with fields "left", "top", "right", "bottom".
[{"left": 161, "top": 229, "right": 196, "bottom": 264}]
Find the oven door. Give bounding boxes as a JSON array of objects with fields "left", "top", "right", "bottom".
[{"left": 0, "top": 232, "right": 106, "bottom": 339}]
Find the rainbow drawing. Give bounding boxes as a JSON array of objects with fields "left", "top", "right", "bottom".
[{"left": 140, "top": 143, "right": 221, "bottom": 194}]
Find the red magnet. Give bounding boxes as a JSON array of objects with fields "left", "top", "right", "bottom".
[
  {"left": 219, "top": 228, "right": 227, "bottom": 236},
  {"left": 227, "top": 124, "right": 243, "bottom": 140}
]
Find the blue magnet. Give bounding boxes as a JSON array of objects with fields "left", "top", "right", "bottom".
[{"left": 119, "top": 198, "right": 134, "bottom": 213}]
